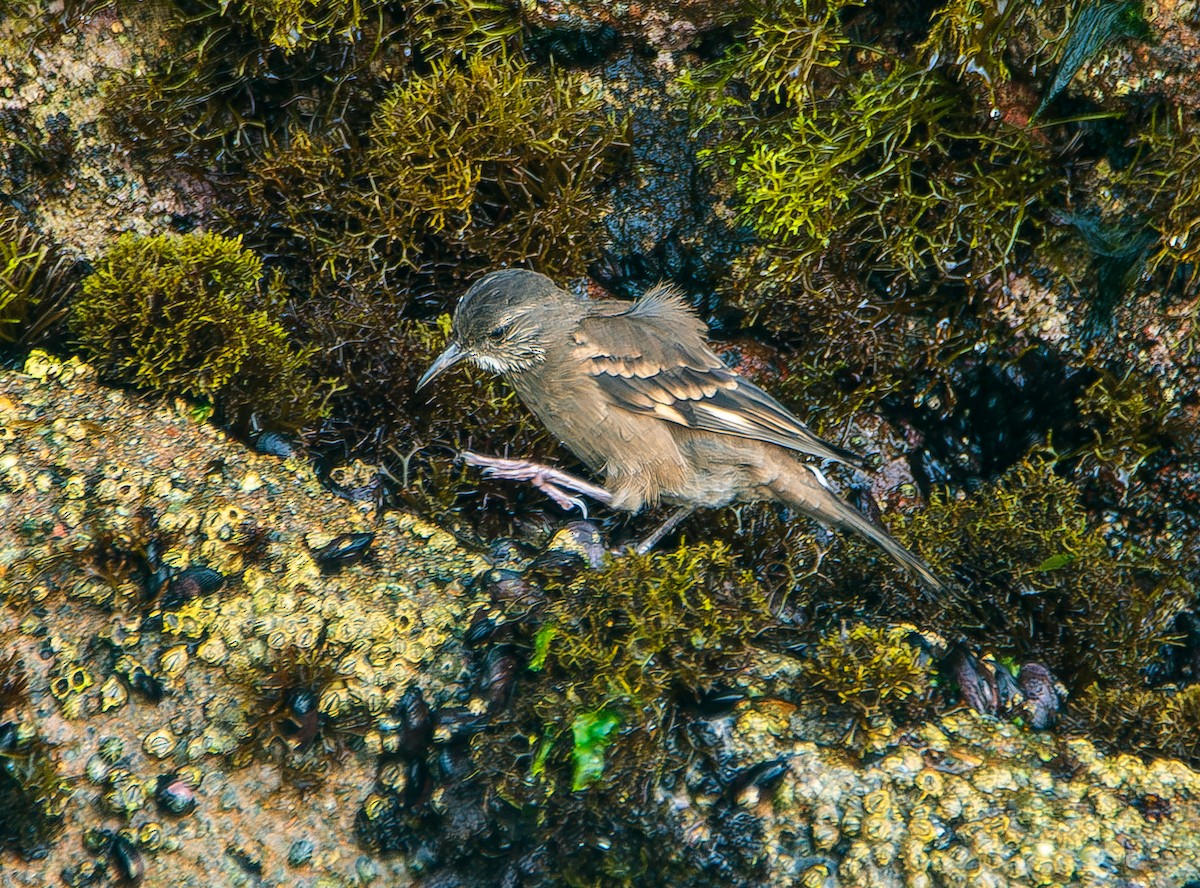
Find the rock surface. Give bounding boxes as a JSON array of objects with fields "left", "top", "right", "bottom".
[{"left": 1, "top": 355, "right": 1199, "bottom": 885}]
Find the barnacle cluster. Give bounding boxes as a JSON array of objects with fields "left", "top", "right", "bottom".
[
  {"left": 719, "top": 705, "right": 1200, "bottom": 887},
  {"left": 2, "top": 346, "right": 1200, "bottom": 883},
  {"left": 0, "top": 352, "right": 483, "bottom": 879}
]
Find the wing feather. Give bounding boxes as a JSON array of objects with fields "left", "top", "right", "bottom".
[{"left": 573, "top": 285, "right": 867, "bottom": 469}]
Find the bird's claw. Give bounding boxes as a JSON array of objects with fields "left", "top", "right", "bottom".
[
  {"left": 534, "top": 481, "right": 589, "bottom": 517},
  {"left": 461, "top": 451, "right": 609, "bottom": 515}
]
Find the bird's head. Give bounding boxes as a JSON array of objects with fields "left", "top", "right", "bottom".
[{"left": 417, "top": 269, "right": 569, "bottom": 390}]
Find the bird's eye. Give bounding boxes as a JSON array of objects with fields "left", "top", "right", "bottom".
[{"left": 488, "top": 323, "right": 511, "bottom": 342}]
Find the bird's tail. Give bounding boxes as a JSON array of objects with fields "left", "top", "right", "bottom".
[{"left": 772, "top": 461, "right": 950, "bottom": 595}]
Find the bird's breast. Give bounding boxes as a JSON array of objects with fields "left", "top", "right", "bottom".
[
  {"left": 507, "top": 365, "right": 693, "bottom": 508},
  {"left": 507, "top": 367, "right": 621, "bottom": 472}
]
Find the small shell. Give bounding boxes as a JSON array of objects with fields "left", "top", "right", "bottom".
[
  {"left": 84, "top": 827, "right": 114, "bottom": 853},
  {"left": 863, "top": 788, "right": 893, "bottom": 815},
  {"left": 99, "top": 737, "right": 125, "bottom": 763},
  {"left": 362, "top": 793, "right": 390, "bottom": 821},
  {"left": 481, "top": 647, "right": 518, "bottom": 713},
  {"left": 104, "top": 772, "right": 148, "bottom": 814},
  {"left": 162, "top": 567, "right": 225, "bottom": 609},
  {"left": 85, "top": 755, "right": 112, "bottom": 785},
  {"left": 196, "top": 636, "right": 229, "bottom": 665},
  {"left": 158, "top": 646, "right": 190, "bottom": 680},
  {"left": 255, "top": 431, "right": 298, "bottom": 459},
  {"left": 287, "top": 839, "right": 315, "bottom": 867},
  {"left": 378, "top": 762, "right": 408, "bottom": 794},
  {"left": 730, "top": 759, "right": 790, "bottom": 806},
  {"left": 111, "top": 833, "right": 144, "bottom": 884},
  {"left": 317, "top": 682, "right": 353, "bottom": 720},
  {"left": 113, "top": 656, "right": 165, "bottom": 703},
  {"left": 1017, "top": 662, "right": 1065, "bottom": 729},
  {"left": 137, "top": 822, "right": 164, "bottom": 851},
  {"left": 100, "top": 675, "right": 129, "bottom": 712},
  {"left": 393, "top": 686, "right": 431, "bottom": 757},
  {"left": 143, "top": 728, "right": 176, "bottom": 759},
  {"left": 61, "top": 693, "right": 87, "bottom": 719}
]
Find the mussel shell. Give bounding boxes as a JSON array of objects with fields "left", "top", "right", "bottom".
[
  {"left": 464, "top": 608, "right": 504, "bottom": 646},
  {"left": 312, "top": 532, "right": 375, "bottom": 573},
  {"left": 1017, "top": 662, "right": 1063, "bottom": 730},
  {"left": 155, "top": 773, "right": 197, "bottom": 816},
  {"left": 480, "top": 647, "right": 519, "bottom": 712},
  {"left": 254, "top": 431, "right": 299, "bottom": 459},
  {"left": 162, "top": 566, "right": 225, "bottom": 609},
  {"left": 129, "top": 669, "right": 165, "bottom": 704},
  {"left": 0, "top": 722, "right": 16, "bottom": 754},
  {"left": 728, "top": 758, "right": 791, "bottom": 799},
  {"left": 111, "top": 834, "right": 144, "bottom": 885},
  {"left": 395, "top": 686, "right": 431, "bottom": 757}
]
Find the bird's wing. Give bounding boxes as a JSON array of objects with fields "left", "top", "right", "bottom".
[{"left": 573, "top": 284, "right": 866, "bottom": 469}]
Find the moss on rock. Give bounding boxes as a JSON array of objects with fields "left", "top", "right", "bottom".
[{"left": 70, "top": 231, "right": 324, "bottom": 428}]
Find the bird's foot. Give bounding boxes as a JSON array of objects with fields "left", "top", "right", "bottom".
[{"left": 461, "top": 452, "right": 613, "bottom": 517}]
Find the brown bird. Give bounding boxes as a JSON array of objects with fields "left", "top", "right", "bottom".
[{"left": 418, "top": 268, "right": 948, "bottom": 593}]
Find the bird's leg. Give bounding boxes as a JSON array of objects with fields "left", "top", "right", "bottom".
[
  {"left": 461, "top": 452, "right": 613, "bottom": 517},
  {"left": 634, "top": 506, "right": 696, "bottom": 556}
]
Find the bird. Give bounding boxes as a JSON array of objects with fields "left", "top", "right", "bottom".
[{"left": 418, "top": 268, "right": 948, "bottom": 593}]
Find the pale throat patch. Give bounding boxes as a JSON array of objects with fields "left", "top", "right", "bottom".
[
  {"left": 471, "top": 353, "right": 508, "bottom": 374},
  {"left": 471, "top": 346, "right": 544, "bottom": 375}
]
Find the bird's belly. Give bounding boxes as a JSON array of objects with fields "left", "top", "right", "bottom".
[{"left": 662, "top": 432, "right": 774, "bottom": 508}]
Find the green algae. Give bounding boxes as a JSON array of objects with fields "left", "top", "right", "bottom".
[
  {"left": 461, "top": 542, "right": 777, "bottom": 882},
  {"left": 70, "top": 232, "right": 325, "bottom": 428},
  {"left": 808, "top": 624, "right": 931, "bottom": 724},
  {"left": 0, "top": 211, "right": 75, "bottom": 346}
]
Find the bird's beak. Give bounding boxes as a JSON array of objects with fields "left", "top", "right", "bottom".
[{"left": 417, "top": 341, "right": 467, "bottom": 391}]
